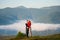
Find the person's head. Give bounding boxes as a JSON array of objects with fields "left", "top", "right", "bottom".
[
  {"left": 27, "top": 20, "right": 31, "bottom": 22},
  {"left": 26, "top": 19, "right": 28, "bottom": 21}
]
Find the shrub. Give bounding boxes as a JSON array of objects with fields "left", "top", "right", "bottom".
[{"left": 16, "top": 32, "right": 26, "bottom": 38}]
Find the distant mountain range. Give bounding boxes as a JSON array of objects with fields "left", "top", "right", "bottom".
[
  {"left": 0, "top": 29, "right": 17, "bottom": 36},
  {"left": 32, "top": 28, "right": 60, "bottom": 36},
  {"left": 0, "top": 27, "right": 60, "bottom": 36},
  {"left": 0, "top": 6, "right": 60, "bottom": 25}
]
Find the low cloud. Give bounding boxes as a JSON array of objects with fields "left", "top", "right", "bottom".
[{"left": 0, "top": 20, "right": 60, "bottom": 33}]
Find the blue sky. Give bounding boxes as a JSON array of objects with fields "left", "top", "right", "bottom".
[{"left": 0, "top": 0, "right": 60, "bottom": 8}]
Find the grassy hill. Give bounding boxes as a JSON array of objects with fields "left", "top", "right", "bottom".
[
  {"left": 10, "top": 32, "right": 60, "bottom": 40},
  {"left": 0, "top": 32, "right": 60, "bottom": 40}
]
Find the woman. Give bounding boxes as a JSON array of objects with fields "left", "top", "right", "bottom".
[{"left": 25, "top": 20, "right": 32, "bottom": 37}]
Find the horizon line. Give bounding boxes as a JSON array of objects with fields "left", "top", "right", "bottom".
[{"left": 0, "top": 5, "right": 60, "bottom": 9}]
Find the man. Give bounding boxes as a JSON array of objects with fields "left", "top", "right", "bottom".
[{"left": 25, "top": 20, "right": 32, "bottom": 37}]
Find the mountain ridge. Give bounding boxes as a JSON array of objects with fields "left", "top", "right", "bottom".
[{"left": 0, "top": 6, "right": 60, "bottom": 25}]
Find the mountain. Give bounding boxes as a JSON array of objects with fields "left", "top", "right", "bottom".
[
  {"left": 32, "top": 6, "right": 60, "bottom": 23},
  {"left": 0, "top": 29, "right": 17, "bottom": 36},
  {"left": 0, "top": 28, "right": 60, "bottom": 36},
  {"left": 0, "top": 6, "right": 60, "bottom": 25},
  {"left": 32, "top": 28, "right": 60, "bottom": 36}
]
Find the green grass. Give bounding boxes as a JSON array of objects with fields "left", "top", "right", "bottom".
[{"left": 10, "top": 32, "right": 60, "bottom": 40}]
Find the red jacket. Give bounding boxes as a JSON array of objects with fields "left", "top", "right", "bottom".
[{"left": 26, "top": 20, "right": 31, "bottom": 28}]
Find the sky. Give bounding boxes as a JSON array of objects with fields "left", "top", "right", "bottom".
[{"left": 0, "top": 0, "right": 60, "bottom": 8}]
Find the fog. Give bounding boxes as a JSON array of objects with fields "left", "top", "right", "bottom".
[{"left": 0, "top": 20, "right": 60, "bottom": 33}]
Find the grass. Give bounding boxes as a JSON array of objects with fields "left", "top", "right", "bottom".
[{"left": 10, "top": 32, "right": 60, "bottom": 40}]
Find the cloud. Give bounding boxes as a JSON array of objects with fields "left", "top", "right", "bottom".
[
  {"left": 0, "top": 20, "right": 60, "bottom": 33},
  {"left": 32, "top": 23, "right": 60, "bottom": 31}
]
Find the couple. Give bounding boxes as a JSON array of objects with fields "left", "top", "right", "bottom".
[{"left": 25, "top": 20, "right": 32, "bottom": 37}]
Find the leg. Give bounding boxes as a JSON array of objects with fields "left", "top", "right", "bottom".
[
  {"left": 26, "top": 27, "right": 29, "bottom": 37},
  {"left": 27, "top": 28, "right": 29, "bottom": 37},
  {"left": 30, "top": 28, "right": 32, "bottom": 37}
]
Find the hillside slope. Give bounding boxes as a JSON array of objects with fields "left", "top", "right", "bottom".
[{"left": 10, "top": 32, "right": 60, "bottom": 40}]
